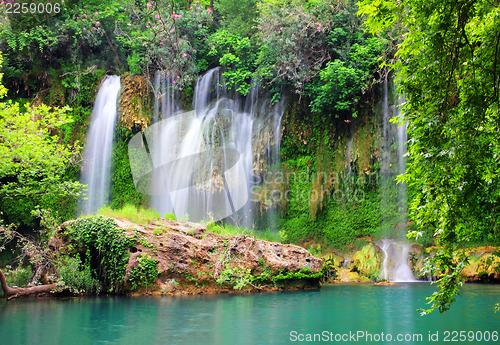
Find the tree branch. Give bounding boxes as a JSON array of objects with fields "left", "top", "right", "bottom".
[{"left": 0, "top": 269, "right": 56, "bottom": 300}]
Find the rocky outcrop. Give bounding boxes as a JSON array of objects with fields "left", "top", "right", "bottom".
[
  {"left": 459, "top": 247, "right": 500, "bottom": 282},
  {"left": 53, "top": 217, "right": 323, "bottom": 295}
]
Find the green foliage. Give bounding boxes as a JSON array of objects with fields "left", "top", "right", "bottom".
[
  {"left": 97, "top": 204, "right": 161, "bottom": 225},
  {"left": 0, "top": 1, "right": 122, "bottom": 89},
  {"left": 217, "top": 262, "right": 321, "bottom": 290},
  {"left": 0, "top": 58, "right": 82, "bottom": 225},
  {"left": 279, "top": 163, "right": 405, "bottom": 248},
  {"left": 127, "top": 51, "right": 143, "bottom": 76},
  {"left": 61, "top": 68, "right": 106, "bottom": 106},
  {"left": 357, "top": 0, "right": 398, "bottom": 35},
  {"left": 266, "top": 267, "right": 322, "bottom": 283},
  {"left": 361, "top": 0, "right": 500, "bottom": 313},
  {"left": 128, "top": 254, "right": 160, "bottom": 292},
  {"left": 61, "top": 106, "right": 91, "bottom": 145},
  {"left": 206, "top": 221, "right": 281, "bottom": 242},
  {"left": 216, "top": 262, "right": 252, "bottom": 290},
  {"left": 208, "top": 29, "right": 256, "bottom": 94},
  {"left": 215, "top": 0, "right": 258, "bottom": 38},
  {"left": 309, "top": 38, "right": 383, "bottom": 118},
  {"left": 1, "top": 265, "right": 32, "bottom": 287},
  {"left": 418, "top": 249, "right": 468, "bottom": 315},
  {"left": 57, "top": 256, "right": 100, "bottom": 293},
  {"left": 110, "top": 139, "right": 147, "bottom": 209},
  {"left": 349, "top": 243, "right": 381, "bottom": 280},
  {"left": 165, "top": 213, "right": 177, "bottom": 221},
  {"left": 64, "top": 216, "right": 132, "bottom": 293},
  {"left": 255, "top": 0, "right": 335, "bottom": 93},
  {"left": 321, "top": 255, "right": 338, "bottom": 282}
]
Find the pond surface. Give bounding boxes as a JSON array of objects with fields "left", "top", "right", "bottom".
[{"left": 1, "top": 283, "right": 499, "bottom": 345}]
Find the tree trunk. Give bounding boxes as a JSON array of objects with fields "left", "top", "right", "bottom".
[{"left": 0, "top": 269, "right": 56, "bottom": 300}]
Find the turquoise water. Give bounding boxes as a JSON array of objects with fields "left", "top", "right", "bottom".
[{"left": 1, "top": 283, "right": 499, "bottom": 345}]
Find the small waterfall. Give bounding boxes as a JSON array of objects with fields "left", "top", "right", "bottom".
[
  {"left": 346, "top": 135, "right": 354, "bottom": 174},
  {"left": 80, "top": 76, "right": 121, "bottom": 214},
  {"left": 145, "top": 68, "right": 284, "bottom": 226},
  {"left": 378, "top": 239, "right": 416, "bottom": 282},
  {"left": 342, "top": 255, "right": 352, "bottom": 269}
]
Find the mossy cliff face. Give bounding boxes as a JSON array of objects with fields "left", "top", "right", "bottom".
[
  {"left": 413, "top": 246, "right": 500, "bottom": 282},
  {"left": 278, "top": 87, "right": 400, "bottom": 247},
  {"left": 50, "top": 217, "right": 323, "bottom": 295},
  {"left": 328, "top": 243, "right": 500, "bottom": 283}
]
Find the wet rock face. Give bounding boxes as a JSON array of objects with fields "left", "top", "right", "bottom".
[{"left": 56, "top": 218, "right": 322, "bottom": 295}]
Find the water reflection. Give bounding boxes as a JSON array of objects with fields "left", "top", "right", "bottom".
[{"left": 1, "top": 284, "right": 499, "bottom": 345}]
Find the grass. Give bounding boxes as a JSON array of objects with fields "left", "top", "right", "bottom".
[
  {"left": 206, "top": 222, "right": 282, "bottom": 243},
  {"left": 95, "top": 204, "right": 283, "bottom": 243},
  {"left": 97, "top": 204, "right": 172, "bottom": 225}
]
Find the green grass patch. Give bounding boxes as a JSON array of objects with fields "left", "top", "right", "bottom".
[
  {"left": 97, "top": 204, "right": 169, "bottom": 225},
  {"left": 206, "top": 222, "right": 282, "bottom": 243}
]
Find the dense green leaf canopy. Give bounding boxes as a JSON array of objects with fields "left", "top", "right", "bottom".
[{"left": 359, "top": 0, "right": 500, "bottom": 313}]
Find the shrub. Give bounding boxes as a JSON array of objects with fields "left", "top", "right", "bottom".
[
  {"left": 64, "top": 216, "right": 132, "bottom": 293},
  {"left": 128, "top": 254, "right": 160, "bottom": 292},
  {"left": 57, "top": 256, "right": 100, "bottom": 293}
]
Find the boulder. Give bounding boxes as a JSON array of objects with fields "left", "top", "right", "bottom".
[{"left": 53, "top": 217, "right": 323, "bottom": 295}]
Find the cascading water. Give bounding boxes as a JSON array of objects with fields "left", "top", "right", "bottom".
[
  {"left": 376, "top": 79, "right": 415, "bottom": 281},
  {"left": 395, "top": 93, "right": 408, "bottom": 230},
  {"left": 147, "top": 68, "right": 284, "bottom": 226},
  {"left": 149, "top": 71, "right": 182, "bottom": 214},
  {"left": 80, "top": 76, "right": 121, "bottom": 214},
  {"left": 378, "top": 239, "right": 416, "bottom": 282},
  {"left": 379, "top": 78, "right": 408, "bottom": 233}
]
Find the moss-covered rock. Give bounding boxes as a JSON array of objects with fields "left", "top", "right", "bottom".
[
  {"left": 461, "top": 247, "right": 500, "bottom": 282},
  {"left": 349, "top": 243, "right": 382, "bottom": 280},
  {"left": 49, "top": 216, "right": 323, "bottom": 295}
]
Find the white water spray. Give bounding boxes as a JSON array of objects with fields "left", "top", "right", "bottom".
[
  {"left": 80, "top": 76, "right": 121, "bottom": 214},
  {"left": 146, "top": 69, "right": 284, "bottom": 225},
  {"left": 378, "top": 239, "right": 417, "bottom": 282}
]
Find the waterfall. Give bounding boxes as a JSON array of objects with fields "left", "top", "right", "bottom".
[
  {"left": 379, "top": 79, "right": 408, "bottom": 233},
  {"left": 80, "top": 76, "right": 121, "bottom": 214},
  {"left": 395, "top": 93, "right": 408, "bottom": 231},
  {"left": 378, "top": 239, "right": 416, "bottom": 282},
  {"left": 376, "top": 80, "right": 414, "bottom": 281},
  {"left": 346, "top": 135, "right": 354, "bottom": 174},
  {"left": 143, "top": 68, "right": 284, "bottom": 225}
]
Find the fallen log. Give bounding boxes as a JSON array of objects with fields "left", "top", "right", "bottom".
[{"left": 0, "top": 269, "right": 56, "bottom": 300}]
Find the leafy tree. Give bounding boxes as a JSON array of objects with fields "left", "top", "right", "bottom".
[
  {"left": 214, "top": 0, "right": 258, "bottom": 38},
  {"left": 208, "top": 29, "right": 256, "bottom": 94},
  {"left": 358, "top": 0, "right": 500, "bottom": 313},
  {"left": 309, "top": 37, "right": 383, "bottom": 118},
  {"left": 255, "top": 0, "right": 336, "bottom": 93},
  {"left": 0, "top": 54, "right": 82, "bottom": 225}
]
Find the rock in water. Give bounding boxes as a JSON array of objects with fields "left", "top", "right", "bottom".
[{"left": 51, "top": 217, "right": 323, "bottom": 295}]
